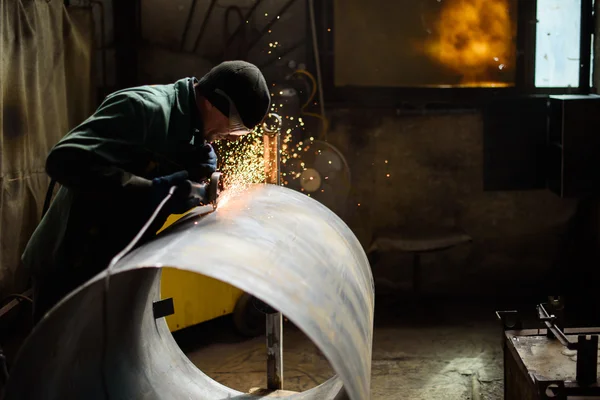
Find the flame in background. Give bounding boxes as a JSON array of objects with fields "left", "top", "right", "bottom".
[{"left": 424, "top": 0, "right": 515, "bottom": 86}]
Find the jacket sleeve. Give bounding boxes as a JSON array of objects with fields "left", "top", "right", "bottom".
[{"left": 45, "top": 93, "right": 155, "bottom": 190}]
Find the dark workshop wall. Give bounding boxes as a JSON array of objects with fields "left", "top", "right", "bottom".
[
  {"left": 139, "top": 0, "right": 585, "bottom": 297},
  {"left": 139, "top": 0, "right": 306, "bottom": 84},
  {"left": 326, "top": 110, "right": 578, "bottom": 296}
]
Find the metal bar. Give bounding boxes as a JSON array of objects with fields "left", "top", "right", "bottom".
[
  {"left": 263, "top": 115, "right": 283, "bottom": 390},
  {"left": 262, "top": 136, "right": 278, "bottom": 184},
  {"left": 275, "top": 126, "right": 281, "bottom": 187},
  {"left": 224, "top": 0, "right": 263, "bottom": 49},
  {"left": 537, "top": 304, "right": 576, "bottom": 349},
  {"left": 266, "top": 312, "right": 283, "bottom": 390},
  {"left": 268, "top": 127, "right": 283, "bottom": 390},
  {"left": 262, "top": 113, "right": 282, "bottom": 184},
  {"left": 246, "top": 0, "right": 299, "bottom": 52},
  {"left": 192, "top": 0, "right": 218, "bottom": 53},
  {"left": 180, "top": 0, "right": 198, "bottom": 51}
]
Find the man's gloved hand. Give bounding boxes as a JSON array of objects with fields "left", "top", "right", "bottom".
[
  {"left": 189, "top": 144, "right": 217, "bottom": 182},
  {"left": 149, "top": 170, "right": 202, "bottom": 215},
  {"left": 202, "top": 143, "right": 218, "bottom": 172}
]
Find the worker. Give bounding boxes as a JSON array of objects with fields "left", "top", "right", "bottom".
[{"left": 21, "top": 60, "right": 271, "bottom": 324}]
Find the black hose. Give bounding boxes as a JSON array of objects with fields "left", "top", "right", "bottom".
[
  {"left": 101, "top": 185, "right": 179, "bottom": 399},
  {"left": 0, "top": 294, "right": 33, "bottom": 307}
]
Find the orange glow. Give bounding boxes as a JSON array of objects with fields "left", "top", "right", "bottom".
[{"left": 424, "top": 0, "right": 515, "bottom": 86}]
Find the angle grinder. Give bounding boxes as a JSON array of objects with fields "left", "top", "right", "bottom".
[{"left": 180, "top": 171, "right": 223, "bottom": 208}]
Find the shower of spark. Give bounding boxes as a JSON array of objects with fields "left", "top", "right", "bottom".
[
  {"left": 423, "top": 0, "right": 515, "bottom": 86},
  {"left": 216, "top": 129, "right": 266, "bottom": 191},
  {"left": 214, "top": 82, "right": 310, "bottom": 200},
  {"left": 213, "top": 29, "right": 323, "bottom": 203}
]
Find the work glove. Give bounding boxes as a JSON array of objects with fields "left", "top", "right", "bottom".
[
  {"left": 149, "top": 170, "right": 203, "bottom": 216},
  {"left": 201, "top": 143, "right": 218, "bottom": 172},
  {"left": 188, "top": 143, "right": 218, "bottom": 182}
]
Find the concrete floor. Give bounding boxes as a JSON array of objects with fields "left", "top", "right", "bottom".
[{"left": 175, "top": 296, "right": 508, "bottom": 399}]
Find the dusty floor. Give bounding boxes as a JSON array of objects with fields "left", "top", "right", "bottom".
[{"left": 175, "top": 296, "right": 513, "bottom": 399}]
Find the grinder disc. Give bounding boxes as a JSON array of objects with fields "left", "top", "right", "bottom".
[{"left": 208, "top": 172, "right": 222, "bottom": 203}]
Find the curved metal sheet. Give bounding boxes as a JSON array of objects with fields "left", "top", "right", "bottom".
[{"left": 4, "top": 184, "right": 374, "bottom": 400}]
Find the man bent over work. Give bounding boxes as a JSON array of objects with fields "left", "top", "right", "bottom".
[{"left": 22, "top": 60, "right": 271, "bottom": 323}]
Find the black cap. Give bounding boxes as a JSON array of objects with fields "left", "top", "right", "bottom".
[{"left": 197, "top": 61, "right": 271, "bottom": 130}]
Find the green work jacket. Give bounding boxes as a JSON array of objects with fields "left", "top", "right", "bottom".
[{"left": 22, "top": 77, "right": 215, "bottom": 282}]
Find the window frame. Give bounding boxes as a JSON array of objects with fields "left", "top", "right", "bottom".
[{"left": 311, "top": 0, "right": 595, "bottom": 108}]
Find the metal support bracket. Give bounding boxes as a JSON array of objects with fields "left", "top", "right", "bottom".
[
  {"left": 266, "top": 313, "right": 283, "bottom": 390},
  {"left": 152, "top": 298, "right": 174, "bottom": 320},
  {"left": 263, "top": 113, "right": 284, "bottom": 391},
  {"left": 496, "top": 310, "right": 523, "bottom": 331},
  {"left": 538, "top": 303, "right": 599, "bottom": 386}
]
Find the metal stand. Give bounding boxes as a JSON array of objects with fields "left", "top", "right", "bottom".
[
  {"left": 537, "top": 303, "right": 599, "bottom": 386},
  {"left": 263, "top": 113, "right": 284, "bottom": 391},
  {"left": 497, "top": 303, "right": 600, "bottom": 399},
  {"left": 266, "top": 311, "right": 283, "bottom": 390}
]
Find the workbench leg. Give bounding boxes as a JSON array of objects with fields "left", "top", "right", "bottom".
[
  {"left": 266, "top": 312, "right": 283, "bottom": 390},
  {"left": 576, "top": 334, "right": 598, "bottom": 386}
]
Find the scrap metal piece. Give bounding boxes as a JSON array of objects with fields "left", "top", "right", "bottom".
[{"left": 4, "top": 184, "right": 374, "bottom": 400}]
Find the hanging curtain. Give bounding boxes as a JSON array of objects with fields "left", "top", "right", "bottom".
[{"left": 0, "top": 0, "right": 95, "bottom": 299}]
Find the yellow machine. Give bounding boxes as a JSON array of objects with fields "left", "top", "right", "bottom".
[{"left": 158, "top": 213, "right": 244, "bottom": 332}]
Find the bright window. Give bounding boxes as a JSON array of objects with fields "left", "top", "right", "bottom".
[{"left": 535, "top": 0, "right": 582, "bottom": 87}]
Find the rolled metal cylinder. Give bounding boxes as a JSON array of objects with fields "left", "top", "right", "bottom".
[{"left": 4, "top": 184, "right": 375, "bottom": 400}]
